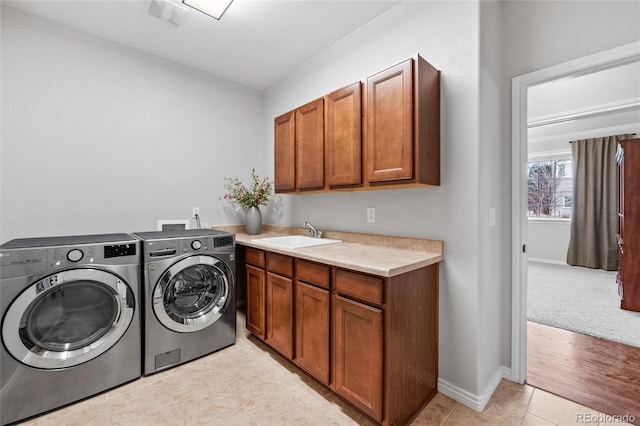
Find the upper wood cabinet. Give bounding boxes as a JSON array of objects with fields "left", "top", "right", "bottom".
[
  {"left": 273, "top": 54, "right": 439, "bottom": 193},
  {"left": 274, "top": 111, "right": 295, "bottom": 192},
  {"left": 295, "top": 98, "right": 325, "bottom": 190},
  {"left": 366, "top": 59, "right": 413, "bottom": 183},
  {"left": 366, "top": 56, "right": 440, "bottom": 186},
  {"left": 325, "top": 83, "right": 362, "bottom": 187}
]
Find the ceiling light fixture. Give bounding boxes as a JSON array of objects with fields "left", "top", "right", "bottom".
[{"left": 182, "top": 0, "right": 233, "bottom": 20}]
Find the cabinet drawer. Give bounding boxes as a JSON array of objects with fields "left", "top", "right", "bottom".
[
  {"left": 296, "top": 259, "right": 330, "bottom": 289},
  {"left": 268, "top": 252, "right": 293, "bottom": 278},
  {"left": 335, "top": 269, "right": 383, "bottom": 305},
  {"left": 246, "top": 248, "right": 265, "bottom": 268}
]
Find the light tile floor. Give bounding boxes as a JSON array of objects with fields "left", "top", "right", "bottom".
[{"left": 18, "top": 311, "right": 635, "bottom": 426}]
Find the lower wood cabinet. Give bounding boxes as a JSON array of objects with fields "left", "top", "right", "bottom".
[
  {"left": 246, "top": 264, "right": 266, "bottom": 339},
  {"left": 295, "top": 281, "right": 330, "bottom": 384},
  {"left": 266, "top": 272, "right": 294, "bottom": 359},
  {"left": 333, "top": 295, "right": 383, "bottom": 421},
  {"left": 244, "top": 245, "right": 438, "bottom": 426}
]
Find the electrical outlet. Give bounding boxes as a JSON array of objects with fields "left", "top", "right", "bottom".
[
  {"left": 367, "top": 207, "right": 376, "bottom": 223},
  {"left": 192, "top": 207, "right": 200, "bottom": 218}
]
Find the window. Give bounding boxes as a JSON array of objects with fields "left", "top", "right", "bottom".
[{"left": 527, "top": 157, "right": 573, "bottom": 219}]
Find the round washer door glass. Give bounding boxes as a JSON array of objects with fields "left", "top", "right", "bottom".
[
  {"left": 2, "top": 269, "right": 135, "bottom": 369},
  {"left": 153, "top": 255, "right": 230, "bottom": 333}
]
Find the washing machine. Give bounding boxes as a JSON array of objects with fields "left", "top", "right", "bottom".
[
  {"left": 0, "top": 233, "right": 141, "bottom": 425},
  {"left": 132, "top": 229, "right": 236, "bottom": 375}
]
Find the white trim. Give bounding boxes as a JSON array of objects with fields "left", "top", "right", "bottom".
[
  {"left": 528, "top": 97, "right": 640, "bottom": 128},
  {"left": 527, "top": 257, "right": 568, "bottom": 266},
  {"left": 437, "top": 367, "right": 512, "bottom": 412},
  {"left": 527, "top": 217, "right": 571, "bottom": 223},
  {"left": 527, "top": 148, "right": 572, "bottom": 160},
  {"left": 511, "top": 41, "right": 640, "bottom": 385}
]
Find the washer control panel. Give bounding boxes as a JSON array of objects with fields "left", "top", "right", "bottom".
[
  {"left": 191, "top": 240, "right": 202, "bottom": 250},
  {"left": 104, "top": 243, "right": 137, "bottom": 258}
]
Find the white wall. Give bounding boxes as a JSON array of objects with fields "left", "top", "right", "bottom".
[
  {"left": 478, "top": 0, "right": 506, "bottom": 401},
  {"left": 0, "top": 6, "right": 264, "bottom": 242},
  {"left": 264, "top": 1, "right": 488, "bottom": 400},
  {"left": 527, "top": 221, "right": 571, "bottom": 263}
]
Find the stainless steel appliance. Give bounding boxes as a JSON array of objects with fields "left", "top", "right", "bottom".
[
  {"left": 0, "top": 233, "right": 141, "bottom": 425},
  {"left": 132, "top": 229, "right": 235, "bottom": 375}
]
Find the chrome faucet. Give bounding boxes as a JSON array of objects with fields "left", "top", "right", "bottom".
[{"left": 303, "top": 221, "right": 322, "bottom": 239}]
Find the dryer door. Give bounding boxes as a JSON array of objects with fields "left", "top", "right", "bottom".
[
  {"left": 153, "top": 255, "right": 231, "bottom": 333},
  {"left": 2, "top": 268, "right": 135, "bottom": 369}
]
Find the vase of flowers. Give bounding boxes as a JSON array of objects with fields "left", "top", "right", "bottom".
[{"left": 223, "top": 169, "right": 273, "bottom": 235}]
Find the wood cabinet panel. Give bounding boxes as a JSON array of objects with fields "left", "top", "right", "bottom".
[
  {"left": 335, "top": 269, "right": 383, "bottom": 305},
  {"left": 246, "top": 265, "right": 266, "bottom": 339},
  {"left": 333, "top": 295, "right": 383, "bottom": 422},
  {"left": 274, "top": 111, "right": 296, "bottom": 192},
  {"left": 266, "top": 272, "right": 294, "bottom": 359},
  {"left": 295, "top": 98, "right": 325, "bottom": 190},
  {"left": 267, "top": 252, "right": 293, "bottom": 278},
  {"left": 296, "top": 259, "right": 330, "bottom": 289},
  {"left": 246, "top": 247, "right": 265, "bottom": 268},
  {"left": 325, "top": 82, "right": 362, "bottom": 187},
  {"left": 295, "top": 281, "right": 330, "bottom": 384},
  {"left": 366, "top": 59, "right": 414, "bottom": 183}
]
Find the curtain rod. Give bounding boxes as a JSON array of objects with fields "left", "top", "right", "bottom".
[{"left": 569, "top": 132, "right": 637, "bottom": 143}]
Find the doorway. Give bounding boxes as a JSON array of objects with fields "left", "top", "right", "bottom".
[
  {"left": 512, "top": 40, "right": 640, "bottom": 423},
  {"left": 511, "top": 40, "right": 640, "bottom": 383}
]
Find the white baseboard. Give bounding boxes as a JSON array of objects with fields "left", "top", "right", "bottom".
[
  {"left": 438, "top": 366, "right": 513, "bottom": 412},
  {"left": 528, "top": 257, "right": 567, "bottom": 266}
]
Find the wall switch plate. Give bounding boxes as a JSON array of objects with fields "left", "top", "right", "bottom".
[
  {"left": 489, "top": 207, "right": 496, "bottom": 227},
  {"left": 192, "top": 207, "right": 200, "bottom": 218},
  {"left": 367, "top": 207, "right": 376, "bottom": 223}
]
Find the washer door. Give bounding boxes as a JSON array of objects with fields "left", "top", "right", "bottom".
[
  {"left": 2, "top": 269, "right": 135, "bottom": 369},
  {"left": 153, "top": 255, "right": 230, "bottom": 333}
]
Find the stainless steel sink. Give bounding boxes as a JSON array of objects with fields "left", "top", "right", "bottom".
[{"left": 252, "top": 235, "right": 342, "bottom": 249}]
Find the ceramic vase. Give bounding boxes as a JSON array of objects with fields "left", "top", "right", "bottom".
[{"left": 245, "top": 206, "right": 262, "bottom": 235}]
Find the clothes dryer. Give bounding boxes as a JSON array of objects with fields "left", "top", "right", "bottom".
[
  {"left": 0, "top": 233, "right": 141, "bottom": 425},
  {"left": 132, "top": 229, "right": 236, "bottom": 375}
]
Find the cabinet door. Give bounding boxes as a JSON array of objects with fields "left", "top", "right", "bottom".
[
  {"left": 295, "top": 98, "right": 325, "bottom": 190},
  {"left": 295, "top": 281, "right": 330, "bottom": 385},
  {"left": 246, "top": 265, "right": 266, "bottom": 339},
  {"left": 275, "top": 111, "right": 296, "bottom": 192},
  {"left": 333, "top": 295, "right": 383, "bottom": 421},
  {"left": 325, "top": 83, "right": 362, "bottom": 187},
  {"left": 366, "top": 59, "right": 413, "bottom": 183},
  {"left": 266, "top": 272, "right": 294, "bottom": 359}
]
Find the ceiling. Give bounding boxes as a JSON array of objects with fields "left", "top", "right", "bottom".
[
  {"left": 4, "top": 0, "right": 401, "bottom": 90},
  {"left": 528, "top": 60, "right": 640, "bottom": 152}
]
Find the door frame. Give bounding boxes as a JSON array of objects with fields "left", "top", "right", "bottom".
[{"left": 510, "top": 41, "right": 640, "bottom": 384}]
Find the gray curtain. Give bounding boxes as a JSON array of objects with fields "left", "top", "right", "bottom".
[{"left": 567, "top": 134, "right": 633, "bottom": 270}]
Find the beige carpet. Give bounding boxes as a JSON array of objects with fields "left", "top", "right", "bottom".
[{"left": 527, "top": 261, "right": 640, "bottom": 347}]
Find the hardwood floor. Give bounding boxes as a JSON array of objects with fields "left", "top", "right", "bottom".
[{"left": 527, "top": 321, "right": 640, "bottom": 425}]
